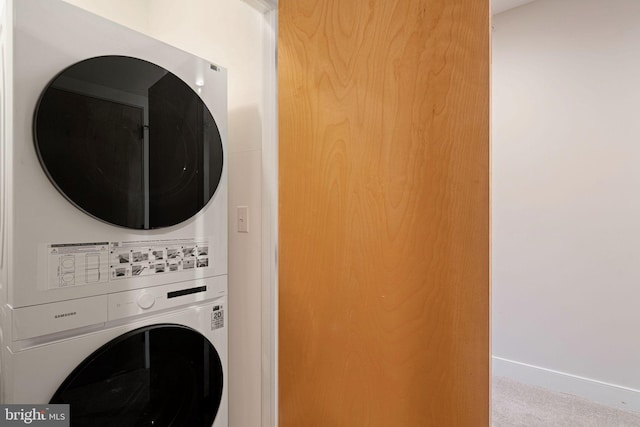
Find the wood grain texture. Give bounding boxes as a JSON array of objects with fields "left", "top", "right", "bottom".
[{"left": 279, "top": 1, "right": 490, "bottom": 425}]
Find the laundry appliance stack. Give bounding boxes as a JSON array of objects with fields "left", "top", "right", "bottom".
[{"left": 0, "top": 1, "right": 228, "bottom": 425}]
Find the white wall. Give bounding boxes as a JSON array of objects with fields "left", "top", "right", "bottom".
[
  {"left": 62, "top": 1, "right": 267, "bottom": 425},
  {"left": 491, "top": 0, "right": 536, "bottom": 15},
  {"left": 62, "top": 0, "right": 150, "bottom": 33},
  {"left": 492, "top": 0, "right": 640, "bottom": 410}
]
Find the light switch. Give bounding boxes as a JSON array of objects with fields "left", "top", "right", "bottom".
[{"left": 237, "top": 206, "right": 249, "bottom": 233}]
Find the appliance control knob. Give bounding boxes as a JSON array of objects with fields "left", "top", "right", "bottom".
[{"left": 137, "top": 293, "right": 155, "bottom": 310}]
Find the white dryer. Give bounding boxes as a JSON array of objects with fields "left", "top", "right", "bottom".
[
  {"left": 0, "top": 0, "right": 228, "bottom": 425},
  {"left": 2, "top": 277, "right": 228, "bottom": 426},
  {"left": 0, "top": 0, "right": 228, "bottom": 310}
]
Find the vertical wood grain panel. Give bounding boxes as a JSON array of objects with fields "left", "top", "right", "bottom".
[{"left": 279, "top": 1, "right": 490, "bottom": 425}]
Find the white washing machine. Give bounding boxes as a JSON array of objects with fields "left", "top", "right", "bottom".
[
  {"left": 0, "top": 0, "right": 228, "bottom": 424},
  {"left": 2, "top": 276, "right": 228, "bottom": 426}
]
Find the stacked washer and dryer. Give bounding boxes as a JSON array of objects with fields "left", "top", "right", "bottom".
[{"left": 0, "top": 0, "right": 228, "bottom": 425}]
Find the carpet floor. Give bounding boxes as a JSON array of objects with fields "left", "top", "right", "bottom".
[{"left": 492, "top": 376, "right": 640, "bottom": 427}]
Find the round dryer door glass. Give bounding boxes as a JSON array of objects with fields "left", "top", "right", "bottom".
[
  {"left": 50, "top": 324, "right": 224, "bottom": 426},
  {"left": 34, "top": 55, "right": 224, "bottom": 229}
]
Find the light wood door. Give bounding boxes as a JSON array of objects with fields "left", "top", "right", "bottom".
[{"left": 279, "top": 1, "right": 490, "bottom": 425}]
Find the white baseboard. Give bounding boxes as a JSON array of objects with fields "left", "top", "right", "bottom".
[{"left": 492, "top": 356, "right": 640, "bottom": 413}]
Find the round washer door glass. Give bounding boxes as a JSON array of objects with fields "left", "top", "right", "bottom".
[
  {"left": 50, "top": 324, "right": 224, "bottom": 426},
  {"left": 34, "top": 55, "right": 224, "bottom": 229}
]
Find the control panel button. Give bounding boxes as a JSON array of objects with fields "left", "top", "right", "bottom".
[{"left": 137, "top": 293, "right": 155, "bottom": 310}]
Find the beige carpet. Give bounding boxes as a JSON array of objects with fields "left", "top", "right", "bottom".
[{"left": 492, "top": 376, "right": 640, "bottom": 427}]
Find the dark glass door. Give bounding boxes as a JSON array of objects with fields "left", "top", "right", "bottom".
[
  {"left": 50, "top": 324, "right": 224, "bottom": 427},
  {"left": 35, "top": 88, "right": 146, "bottom": 227},
  {"left": 34, "top": 55, "right": 224, "bottom": 229}
]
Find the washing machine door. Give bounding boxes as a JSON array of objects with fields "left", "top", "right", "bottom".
[
  {"left": 34, "top": 55, "right": 224, "bottom": 229},
  {"left": 50, "top": 324, "right": 223, "bottom": 427}
]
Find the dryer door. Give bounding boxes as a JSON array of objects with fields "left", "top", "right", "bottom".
[
  {"left": 50, "top": 324, "right": 223, "bottom": 427},
  {"left": 34, "top": 55, "right": 224, "bottom": 229}
]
